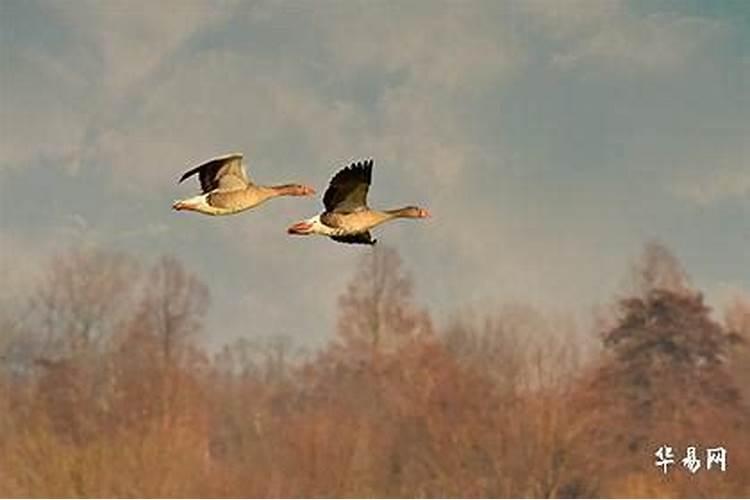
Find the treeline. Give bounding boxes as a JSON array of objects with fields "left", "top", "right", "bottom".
[{"left": 0, "top": 243, "right": 748, "bottom": 497}]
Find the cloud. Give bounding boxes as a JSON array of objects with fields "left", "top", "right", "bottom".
[
  {"left": 522, "top": 1, "right": 727, "bottom": 74},
  {"left": 84, "top": 51, "right": 366, "bottom": 191},
  {"left": 556, "top": 14, "right": 724, "bottom": 73},
  {"left": 672, "top": 169, "right": 750, "bottom": 206},
  {"left": 1, "top": 1, "right": 748, "bottom": 349},
  {"left": 0, "top": 1, "right": 237, "bottom": 175},
  {"left": 46, "top": 0, "right": 237, "bottom": 94},
  {"left": 72, "top": 1, "right": 519, "bottom": 198},
  {"left": 666, "top": 131, "right": 749, "bottom": 206},
  {"left": 522, "top": 0, "right": 626, "bottom": 37},
  {"left": 0, "top": 46, "right": 88, "bottom": 171},
  {"left": 321, "top": 3, "right": 516, "bottom": 91}
]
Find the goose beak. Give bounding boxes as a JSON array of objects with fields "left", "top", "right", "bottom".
[
  {"left": 419, "top": 208, "right": 431, "bottom": 218},
  {"left": 302, "top": 186, "right": 316, "bottom": 196},
  {"left": 288, "top": 221, "right": 313, "bottom": 235}
]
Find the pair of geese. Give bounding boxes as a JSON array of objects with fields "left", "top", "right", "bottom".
[{"left": 173, "top": 153, "right": 430, "bottom": 245}]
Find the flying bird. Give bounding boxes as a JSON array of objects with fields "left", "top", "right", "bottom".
[
  {"left": 173, "top": 153, "right": 316, "bottom": 216},
  {"left": 287, "top": 159, "right": 430, "bottom": 245}
]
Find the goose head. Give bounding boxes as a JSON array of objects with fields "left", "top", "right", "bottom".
[
  {"left": 389, "top": 206, "right": 431, "bottom": 219},
  {"left": 292, "top": 184, "right": 317, "bottom": 196},
  {"left": 287, "top": 215, "right": 328, "bottom": 236},
  {"left": 275, "top": 184, "right": 317, "bottom": 197}
]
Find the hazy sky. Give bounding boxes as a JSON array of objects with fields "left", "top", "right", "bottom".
[{"left": 1, "top": 0, "right": 748, "bottom": 349}]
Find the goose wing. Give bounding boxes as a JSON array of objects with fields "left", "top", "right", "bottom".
[
  {"left": 330, "top": 232, "right": 377, "bottom": 246},
  {"left": 323, "top": 159, "right": 372, "bottom": 213},
  {"left": 178, "top": 153, "right": 251, "bottom": 193}
]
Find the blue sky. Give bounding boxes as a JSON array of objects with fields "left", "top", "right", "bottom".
[{"left": 1, "top": 0, "right": 748, "bottom": 349}]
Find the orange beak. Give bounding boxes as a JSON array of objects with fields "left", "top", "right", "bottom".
[{"left": 288, "top": 221, "right": 314, "bottom": 235}]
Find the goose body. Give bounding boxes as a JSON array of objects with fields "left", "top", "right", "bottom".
[
  {"left": 173, "top": 153, "right": 315, "bottom": 216},
  {"left": 288, "top": 159, "right": 429, "bottom": 245}
]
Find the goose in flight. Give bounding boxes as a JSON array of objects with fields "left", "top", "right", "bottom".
[
  {"left": 173, "top": 153, "right": 315, "bottom": 216},
  {"left": 287, "top": 159, "right": 429, "bottom": 245}
]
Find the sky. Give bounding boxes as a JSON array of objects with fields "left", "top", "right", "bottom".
[{"left": 1, "top": 0, "right": 748, "bottom": 350}]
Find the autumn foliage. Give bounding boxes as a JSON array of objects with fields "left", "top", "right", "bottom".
[{"left": 0, "top": 244, "right": 748, "bottom": 497}]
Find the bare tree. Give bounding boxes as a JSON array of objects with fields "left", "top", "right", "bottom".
[
  {"left": 27, "top": 248, "right": 141, "bottom": 358},
  {"left": 443, "top": 314, "right": 525, "bottom": 395},
  {"left": 132, "top": 256, "right": 210, "bottom": 363},
  {"left": 335, "top": 245, "right": 432, "bottom": 357},
  {"left": 214, "top": 334, "right": 297, "bottom": 382}
]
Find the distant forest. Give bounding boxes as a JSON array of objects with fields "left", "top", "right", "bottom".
[{"left": 1, "top": 242, "right": 748, "bottom": 497}]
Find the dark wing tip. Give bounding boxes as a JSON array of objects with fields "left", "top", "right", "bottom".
[
  {"left": 178, "top": 168, "right": 197, "bottom": 184},
  {"left": 333, "top": 158, "right": 373, "bottom": 185},
  {"left": 355, "top": 157, "right": 373, "bottom": 177},
  {"left": 178, "top": 153, "right": 242, "bottom": 185},
  {"left": 329, "top": 232, "right": 377, "bottom": 245},
  {"left": 323, "top": 158, "right": 374, "bottom": 211}
]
